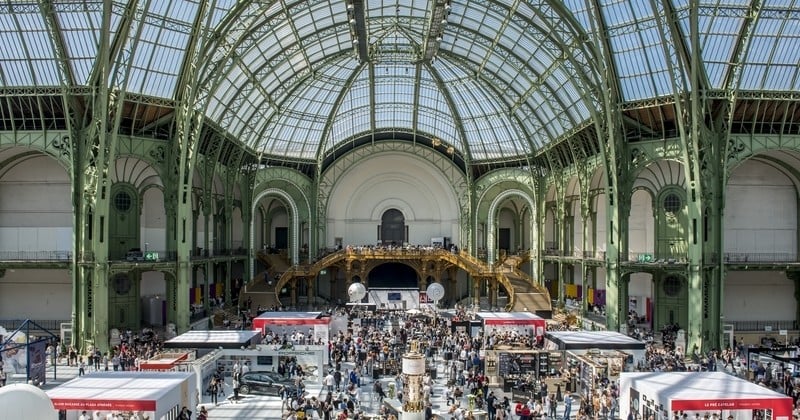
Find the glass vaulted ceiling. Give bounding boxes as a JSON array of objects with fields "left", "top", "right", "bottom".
[{"left": 1, "top": 1, "right": 800, "bottom": 162}]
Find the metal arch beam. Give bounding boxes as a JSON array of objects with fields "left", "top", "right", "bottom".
[
  {"left": 248, "top": 51, "right": 358, "bottom": 155},
  {"left": 87, "top": 1, "right": 137, "bottom": 89},
  {"left": 239, "top": 55, "right": 362, "bottom": 154},
  {"left": 208, "top": 22, "right": 349, "bottom": 143},
  {"left": 173, "top": 0, "right": 218, "bottom": 104},
  {"left": 443, "top": 24, "right": 594, "bottom": 142},
  {"left": 411, "top": 63, "right": 422, "bottom": 143},
  {"left": 368, "top": 61, "right": 376, "bottom": 133},
  {"left": 587, "top": 0, "right": 624, "bottom": 103},
  {"left": 313, "top": 58, "right": 368, "bottom": 167},
  {"left": 447, "top": 6, "right": 597, "bottom": 116},
  {"left": 662, "top": 0, "right": 712, "bottom": 95},
  {"left": 720, "top": 0, "right": 762, "bottom": 92},
  {"left": 425, "top": 63, "right": 473, "bottom": 166},
  {"left": 476, "top": 0, "right": 522, "bottom": 74},
  {"left": 38, "top": 0, "right": 78, "bottom": 88},
  {"left": 279, "top": 0, "right": 313, "bottom": 68},
  {"left": 215, "top": 2, "right": 585, "bottom": 148},
  {"left": 199, "top": 4, "right": 346, "bottom": 98}
]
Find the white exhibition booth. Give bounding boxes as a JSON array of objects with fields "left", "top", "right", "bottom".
[
  {"left": 46, "top": 371, "right": 197, "bottom": 420},
  {"left": 544, "top": 330, "right": 646, "bottom": 368},
  {"left": 252, "top": 311, "right": 332, "bottom": 344},
  {"left": 620, "top": 372, "right": 794, "bottom": 420},
  {"left": 478, "top": 311, "right": 547, "bottom": 337}
]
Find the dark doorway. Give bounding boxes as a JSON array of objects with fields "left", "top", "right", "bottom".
[
  {"left": 368, "top": 263, "right": 417, "bottom": 288},
  {"left": 380, "top": 209, "right": 405, "bottom": 245},
  {"left": 499, "top": 228, "right": 511, "bottom": 252},
  {"left": 275, "top": 227, "right": 288, "bottom": 249}
]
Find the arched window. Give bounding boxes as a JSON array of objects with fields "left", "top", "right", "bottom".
[{"left": 380, "top": 209, "right": 406, "bottom": 245}]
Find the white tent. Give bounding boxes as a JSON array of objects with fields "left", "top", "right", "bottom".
[
  {"left": 544, "top": 330, "right": 646, "bottom": 367},
  {"left": 620, "top": 372, "right": 793, "bottom": 420},
  {"left": 46, "top": 371, "right": 197, "bottom": 420}
]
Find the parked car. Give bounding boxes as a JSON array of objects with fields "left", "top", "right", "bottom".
[{"left": 238, "top": 372, "right": 296, "bottom": 396}]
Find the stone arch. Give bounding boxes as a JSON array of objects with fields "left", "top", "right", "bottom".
[
  {"left": 487, "top": 189, "right": 537, "bottom": 265},
  {"left": 250, "top": 188, "right": 300, "bottom": 275}
]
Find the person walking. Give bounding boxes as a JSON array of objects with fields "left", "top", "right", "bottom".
[
  {"left": 563, "top": 395, "right": 572, "bottom": 420},
  {"left": 549, "top": 393, "right": 558, "bottom": 418},
  {"left": 209, "top": 377, "right": 219, "bottom": 405}
]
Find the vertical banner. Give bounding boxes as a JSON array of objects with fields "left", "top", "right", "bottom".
[{"left": 28, "top": 339, "right": 47, "bottom": 386}]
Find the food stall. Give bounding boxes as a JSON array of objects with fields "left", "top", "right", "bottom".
[
  {"left": 620, "top": 372, "right": 793, "bottom": 420},
  {"left": 251, "top": 311, "right": 332, "bottom": 343},
  {"left": 46, "top": 371, "right": 197, "bottom": 420}
]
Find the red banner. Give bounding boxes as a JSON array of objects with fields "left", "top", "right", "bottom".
[
  {"left": 50, "top": 398, "right": 156, "bottom": 412},
  {"left": 671, "top": 398, "right": 792, "bottom": 417}
]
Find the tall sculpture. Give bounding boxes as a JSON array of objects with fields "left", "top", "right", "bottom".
[{"left": 401, "top": 341, "right": 425, "bottom": 420}]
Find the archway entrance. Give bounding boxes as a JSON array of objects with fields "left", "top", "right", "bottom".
[
  {"left": 368, "top": 263, "right": 417, "bottom": 288},
  {"left": 380, "top": 209, "right": 406, "bottom": 245}
]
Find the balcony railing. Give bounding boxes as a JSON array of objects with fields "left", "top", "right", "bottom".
[
  {"left": 723, "top": 253, "right": 798, "bottom": 263},
  {"left": 0, "top": 251, "right": 72, "bottom": 261},
  {"left": 729, "top": 319, "right": 798, "bottom": 332},
  {"left": 0, "top": 249, "right": 250, "bottom": 262}
]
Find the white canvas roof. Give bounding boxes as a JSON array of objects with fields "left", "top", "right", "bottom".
[
  {"left": 546, "top": 331, "right": 645, "bottom": 349},
  {"left": 622, "top": 371, "right": 788, "bottom": 401},
  {"left": 164, "top": 330, "right": 261, "bottom": 348},
  {"left": 46, "top": 372, "right": 193, "bottom": 414},
  {"left": 254, "top": 311, "right": 323, "bottom": 319},
  {"left": 478, "top": 312, "right": 544, "bottom": 320}
]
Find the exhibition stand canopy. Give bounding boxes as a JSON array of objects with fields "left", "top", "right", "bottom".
[
  {"left": 252, "top": 311, "right": 332, "bottom": 343},
  {"left": 478, "top": 311, "right": 546, "bottom": 337},
  {"left": 46, "top": 371, "right": 197, "bottom": 420},
  {"left": 544, "top": 330, "right": 646, "bottom": 367},
  {"left": 164, "top": 330, "right": 262, "bottom": 349},
  {"left": 620, "top": 372, "right": 793, "bottom": 420}
]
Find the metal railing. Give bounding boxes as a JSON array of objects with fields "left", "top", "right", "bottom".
[
  {"left": 730, "top": 320, "right": 798, "bottom": 332},
  {"left": 0, "top": 248, "right": 251, "bottom": 262},
  {"left": 0, "top": 251, "right": 72, "bottom": 261},
  {"left": 723, "top": 253, "right": 798, "bottom": 263},
  {"left": 0, "top": 319, "right": 68, "bottom": 333}
]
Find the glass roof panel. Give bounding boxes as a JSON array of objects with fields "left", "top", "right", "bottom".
[
  {"left": 434, "top": 57, "right": 528, "bottom": 159},
  {"left": 262, "top": 61, "right": 349, "bottom": 158},
  {"left": 671, "top": 1, "right": 748, "bottom": 88},
  {"left": 601, "top": 0, "right": 682, "bottom": 100},
  {"left": 14, "top": 0, "right": 800, "bottom": 164},
  {"left": 0, "top": 5, "right": 58, "bottom": 86},
  {"left": 122, "top": 1, "right": 197, "bottom": 97},
  {"left": 56, "top": 2, "right": 106, "bottom": 85},
  {"left": 739, "top": 1, "right": 800, "bottom": 90}
]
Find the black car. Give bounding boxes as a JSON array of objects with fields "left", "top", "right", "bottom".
[{"left": 238, "top": 372, "right": 296, "bottom": 396}]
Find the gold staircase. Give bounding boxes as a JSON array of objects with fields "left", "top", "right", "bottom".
[{"left": 270, "top": 249, "right": 552, "bottom": 316}]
